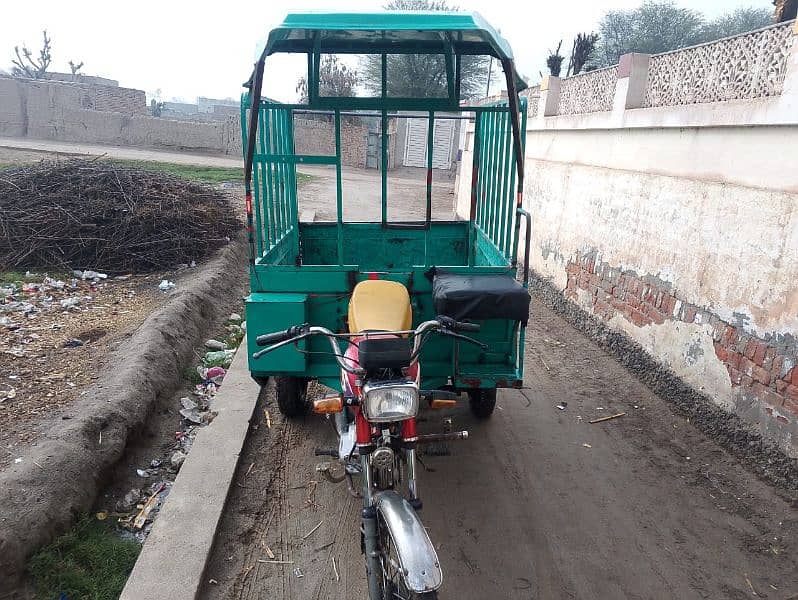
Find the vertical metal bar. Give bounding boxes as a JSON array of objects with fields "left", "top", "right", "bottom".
[
  {"left": 381, "top": 54, "right": 388, "bottom": 227},
  {"left": 243, "top": 59, "right": 264, "bottom": 273},
  {"left": 279, "top": 109, "right": 289, "bottom": 240},
  {"left": 277, "top": 109, "right": 287, "bottom": 241},
  {"left": 454, "top": 54, "right": 461, "bottom": 102},
  {"left": 425, "top": 111, "right": 434, "bottom": 265},
  {"left": 257, "top": 106, "right": 271, "bottom": 249},
  {"left": 263, "top": 107, "right": 276, "bottom": 248},
  {"left": 473, "top": 110, "right": 486, "bottom": 230},
  {"left": 484, "top": 109, "right": 499, "bottom": 237},
  {"left": 510, "top": 97, "right": 528, "bottom": 264},
  {"left": 381, "top": 109, "right": 388, "bottom": 227},
  {"left": 444, "top": 43, "right": 455, "bottom": 100},
  {"left": 425, "top": 111, "right": 434, "bottom": 224},
  {"left": 468, "top": 112, "right": 481, "bottom": 267},
  {"left": 493, "top": 108, "right": 509, "bottom": 250},
  {"left": 286, "top": 109, "right": 300, "bottom": 261},
  {"left": 334, "top": 109, "right": 344, "bottom": 265}
]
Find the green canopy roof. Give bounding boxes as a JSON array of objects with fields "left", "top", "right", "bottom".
[{"left": 261, "top": 11, "right": 517, "bottom": 62}]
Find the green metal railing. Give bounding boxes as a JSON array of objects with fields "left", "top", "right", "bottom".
[{"left": 471, "top": 98, "right": 527, "bottom": 262}]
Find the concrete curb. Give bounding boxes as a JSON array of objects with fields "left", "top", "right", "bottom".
[{"left": 120, "top": 340, "right": 260, "bottom": 600}]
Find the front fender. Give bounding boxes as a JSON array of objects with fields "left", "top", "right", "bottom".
[{"left": 373, "top": 490, "right": 443, "bottom": 593}]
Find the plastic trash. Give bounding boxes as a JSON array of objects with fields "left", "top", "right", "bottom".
[
  {"left": 158, "top": 280, "right": 176, "bottom": 291},
  {"left": 60, "top": 297, "right": 80, "bottom": 309},
  {"left": 205, "top": 339, "right": 227, "bottom": 351}
]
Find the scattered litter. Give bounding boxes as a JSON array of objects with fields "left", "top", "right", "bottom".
[
  {"left": 133, "top": 482, "right": 167, "bottom": 529},
  {"left": 179, "top": 407, "right": 205, "bottom": 425},
  {"left": 332, "top": 556, "right": 340, "bottom": 582},
  {"left": 170, "top": 450, "right": 187, "bottom": 469},
  {"left": 74, "top": 270, "right": 108, "bottom": 281},
  {"left": 582, "top": 443, "right": 592, "bottom": 448},
  {"left": 136, "top": 468, "right": 150, "bottom": 478},
  {"left": 264, "top": 409, "right": 272, "bottom": 429},
  {"left": 205, "top": 339, "right": 227, "bottom": 351},
  {"left": 150, "top": 459, "right": 162, "bottom": 469},
  {"left": 589, "top": 412, "right": 626, "bottom": 424},
  {"left": 14, "top": 457, "right": 22, "bottom": 464},
  {"left": 302, "top": 520, "right": 324, "bottom": 540},
  {"left": 63, "top": 338, "right": 84, "bottom": 348},
  {"left": 203, "top": 349, "right": 235, "bottom": 368},
  {"left": 258, "top": 559, "right": 294, "bottom": 565},
  {"left": 209, "top": 579, "right": 218, "bottom": 585},
  {"left": 245, "top": 462, "right": 255, "bottom": 477},
  {"left": 556, "top": 402, "right": 567, "bottom": 411},
  {"left": 158, "top": 280, "right": 176, "bottom": 292},
  {"left": 116, "top": 489, "right": 142, "bottom": 512},
  {"left": 229, "top": 313, "right": 242, "bottom": 322},
  {"left": 0, "top": 388, "right": 17, "bottom": 402},
  {"left": 264, "top": 545, "right": 275, "bottom": 560},
  {"left": 293, "top": 567, "right": 304, "bottom": 578},
  {"left": 59, "top": 297, "right": 80, "bottom": 309},
  {"left": 96, "top": 511, "right": 108, "bottom": 521},
  {"left": 540, "top": 356, "right": 551, "bottom": 372}
]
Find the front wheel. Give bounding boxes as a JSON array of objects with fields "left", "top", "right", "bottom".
[
  {"left": 377, "top": 515, "right": 439, "bottom": 600},
  {"left": 275, "top": 376, "right": 308, "bottom": 417},
  {"left": 467, "top": 388, "right": 496, "bottom": 419}
]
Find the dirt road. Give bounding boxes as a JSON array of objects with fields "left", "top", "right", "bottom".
[{"left": 203, "top": 301, "right": 797, "bottom": 600}]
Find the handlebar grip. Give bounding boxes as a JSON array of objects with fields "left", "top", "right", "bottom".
[
  {"left": 452, "top": 320, "right": 480, "bottom": 333},
  {"left": 437, "top": 315, "right": 481, "bottom": 333},
  {"left": 255, "top": 324, "right": 307, "bottom": 347}
]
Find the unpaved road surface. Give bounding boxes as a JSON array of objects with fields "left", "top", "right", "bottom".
[{"left": 203, "top": 301, "right": 797, "bottom": 600}]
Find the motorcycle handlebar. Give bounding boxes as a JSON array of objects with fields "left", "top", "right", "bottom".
[
  {"left": 436, "top": 316, "right": 480, "bottom": 333},
  {"left": 255, "top": 324, "right": 308, "bottom": 347}
]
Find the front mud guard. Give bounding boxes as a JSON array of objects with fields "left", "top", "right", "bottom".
[{"left": 373, "top": 490, "right": 443, "bottom": 593}]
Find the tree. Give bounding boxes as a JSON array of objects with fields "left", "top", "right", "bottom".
[
  {"left": 296, "top": 54, "right": 358, "bottom": 103},
  {"left": 11, "top": 30, "right": 52, "bottom": 79},
  {"left": 702, "top": 7, "right": 772, "bottom": 41},
  {"left": 546, "top": 41, "right": 564, "bottom": 77},
  {"left": 594, "top": 1, "right": 775, "bottom": 68},
  {"left": 359, "top": 0, "right": 493, "bottom": 100},
  {"left": 68, "top": 60, "right": 84, "bottom": 76},
  {"left": 567, "top": 33, "right": 599, "bottom": 76}
]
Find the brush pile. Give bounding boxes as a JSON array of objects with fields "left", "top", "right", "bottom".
[{"left": 0, "top": 159, "right": 241, "bottom": 273}]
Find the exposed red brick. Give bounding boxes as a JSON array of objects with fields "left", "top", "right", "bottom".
[
  {"left": 752, "top": 382, "right": 782, "bottom": 407},
  {"left": 790, "top": 367, "right": 798, "bottom": 386},
  {"left": 726, "top": 351, "right": 742, "bottom": 370},
  {"left": 741, "top": 375, "right": 754, "bottom": 390},
  {"left": 684, "top": 306, "right": 697, "bottom": 323},
  {"left": 740, "top": 357, "right": 755, "bottom": 377},
  {"left": 726, "top": 366, "right": 742, "bottom": 385},
  {"left": 720, "top": 325, "right": 737, "bottom": 346},
  {"left": 784, "top": 390, "right": 798, "bottom": 416},
  {"left": 566, "top": 262, "right": 579, "bottom": 276},
  {"left": 785, "top": 384, "right": 798, "bottom": 403},
  {"left": 752, "top": 342, "right": 768, "bottom": 367},
  {"left": 763, "top": 347, "right": 776, "bottom": 370},
  {"left": 744, "top": 338, "right": 758, "bottom": 360},
  {"left": 776, "top": 379, "right": 789, "bottom": 394},
  {"left": 644, "top": 304, "right": 666, "bottom": 325},
  {"left": 577, "top": 271, "right": 590, "bottom": 289},
  {"left": 751, "top": 365, "right": 771, "bottom": 386},
  {"left": 713, "top": 341, "right": 728, "bottom": 363},
  {"left": 566, "top": 277, "right": 576, "bottom": 291},
  {"left": 771, "top": 355, "right": 784, "bottom": 379},
  {"left": 662, "top": 295, "right": 677, "bottom": 315},
  {"left": 629, "top": 309, "right": 647, "bottom": 327}
]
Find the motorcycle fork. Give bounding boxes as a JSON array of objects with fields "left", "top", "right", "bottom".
[{"left": 361, "top": 450, "right": 382, "bottom": 600}]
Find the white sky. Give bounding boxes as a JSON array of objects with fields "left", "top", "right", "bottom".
[{"left": 0, "top": 0, "right": 774, "bottom": 103}]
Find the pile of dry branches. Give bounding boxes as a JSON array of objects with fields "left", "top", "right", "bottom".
[{"left": 0, "top": 159, "right": 241, "bottom": 273}]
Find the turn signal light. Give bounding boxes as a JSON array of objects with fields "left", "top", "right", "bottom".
[
  {"left": 430, "top": 398, "right": 457, "bottom": 409},
  {"left": 313, "top": 394, "right": 344, "bottom": 414}
]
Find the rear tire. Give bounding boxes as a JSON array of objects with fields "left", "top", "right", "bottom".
[
  {"left": 467, "top": 388, "right": 496, "bottom": 419},
  {"left": 275, "top": 376, "right": 308, "bottom": 417}
]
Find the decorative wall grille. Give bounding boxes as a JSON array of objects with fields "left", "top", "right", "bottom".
[
  {"left": 556, "top": 66, "right": 618, "bottom": 115},
  {"left": 643, "top": 21, "right": 795, "bottom": 107}
]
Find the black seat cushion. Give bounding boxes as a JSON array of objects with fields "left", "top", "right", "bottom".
[{"left": 432, "top": 273, "right": 530, "bottom": 324}]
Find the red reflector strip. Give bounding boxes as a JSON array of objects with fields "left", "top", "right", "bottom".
[
  {"left": 245, "top": 193, "right": 253, "bottom": 215},
  {"left": 367, "top": 272, "right": 379, "bottom": 280}
]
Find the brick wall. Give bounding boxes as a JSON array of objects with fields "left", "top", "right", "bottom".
[
  {"left": 293, "top": 116, "right": 369, "bottom": 168},
  {"left": 566, "top": 250, "right": 798, "bottom": 428}
]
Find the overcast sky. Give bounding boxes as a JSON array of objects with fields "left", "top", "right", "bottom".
[{"left": 0, "top": 0, "right": 774, "bottom": 103}]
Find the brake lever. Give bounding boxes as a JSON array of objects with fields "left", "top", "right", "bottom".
[{"left": 440, "top": 329, "right": 488, "bottom": 351}]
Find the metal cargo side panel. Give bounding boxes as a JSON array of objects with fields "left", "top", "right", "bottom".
[{"left": 246, "top": 293, "right": 308, "bottom": 376}]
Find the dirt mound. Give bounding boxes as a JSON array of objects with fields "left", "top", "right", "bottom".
[{"left": 0, "top": 159, "right": 241, "bottom": 273}]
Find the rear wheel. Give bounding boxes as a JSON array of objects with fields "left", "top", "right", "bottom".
[
  {"left": 275, "top": 376, "right": 308, "bottom": 417},
  {"left": 467, "top": 388, "right": 496, "bottom": 419}
]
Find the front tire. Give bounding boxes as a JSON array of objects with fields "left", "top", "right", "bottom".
[
  {"left": 467, "top": 388, "right": 496, "bottom": 419},
  {"left": 275, "top": 376, "right": 308, "bottom": 417}
]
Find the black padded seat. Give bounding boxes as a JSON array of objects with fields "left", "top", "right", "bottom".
[{"left": 432, "top": 273, "right": 530, "bottom": 324}]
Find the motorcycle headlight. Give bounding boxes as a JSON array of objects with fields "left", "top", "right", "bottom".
[{"left": 362, "top": 380, "right": 419, "bottom": 423}]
